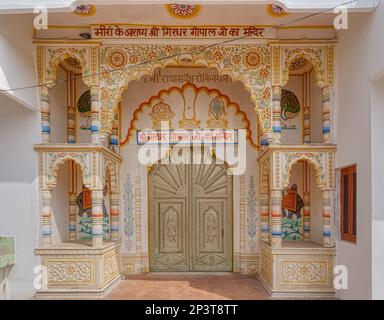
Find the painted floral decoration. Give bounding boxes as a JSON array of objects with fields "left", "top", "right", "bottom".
[
  {"left": 244, "top": 49, "right": 263, "bottom": 69},
  {"left": 167, "top": 4, "right": 200, "bottom": 18},
  {"left": 107, "top": 49, "right": 128, "bottom": 69}
]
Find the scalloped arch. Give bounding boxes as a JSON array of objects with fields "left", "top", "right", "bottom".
[
  {"left": 282, "top": 50, "right": 324, "bottom": 87},
  {"left": 283, "top": 155, "right": 325, "bottom": 190},
  {"left": 120, "top": 82, "right": 258, "bottom": 149},
  {"left": 47, "top": 156, "right": 90, "bottom": 190}
]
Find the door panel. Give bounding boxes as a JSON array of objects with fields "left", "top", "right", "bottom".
[
  {"left": 150, "top": 164, "right": 189, "bottom": 271},
  {"left": 150, "top": 161, "right": 232, "bottom": 272},
  {"left": 192, "top": 164, "right": 232, "bottom": 271}
]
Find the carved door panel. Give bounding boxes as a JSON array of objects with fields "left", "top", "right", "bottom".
[
  {"left": 149, "top": 163, "right": 190, "bottom": 271},
  {"left": 150, "top": 161, "right": 232, "bottom": 272},
  {"left": 191, "top": 163, "right": 233, "bottom": 271}
]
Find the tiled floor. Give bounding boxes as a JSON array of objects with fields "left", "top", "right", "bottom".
[{"left": 106, "top": 273, "right": 269, "bottom": 300}]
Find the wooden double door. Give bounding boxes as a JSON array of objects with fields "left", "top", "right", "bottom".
[{"left": 149, "top": 161, "right": 233, "bottom": 272}]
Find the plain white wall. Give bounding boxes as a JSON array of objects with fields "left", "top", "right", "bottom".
[
  {"left": 0, "top": 14, "right": 37, "bottom": 110},
  {"left": 335, "top": 4, "right": 384, "bottom": 299},
  {"left": 371, "top": 74, "right": 384, "bottom": 300},
  {"left": 0, "top": 93, "right": 40, "bottom": 299}
]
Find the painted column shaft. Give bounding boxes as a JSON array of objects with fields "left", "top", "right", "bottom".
[
  {"left": 41, "top": 190, "right": 52, "bottom": 246},
  {"left": 68, "top": 193, "right": 77, "bottom": 241},
  {"left": 91, "top": 189, "right": 104, "bottom": 246},
  {"left": 272, "top": 85, "right": 282, "bottom": 144},
  {"left": 40, "top": 86, "right": 51, "bottom": 144},
  {"left": 110, "top": 193, "right": 120, "bottom": 241},
  {"left": 321, "top": 85, "right": 331, "bottom": 143},
  {"left": 90, "top": 86, "right": 100, "bottom": 144},
  {"left": 270, "top": 189, "right": 283, "bottom": 247},
  {"left": 303, "top": 191, "right": 310, "bottom": 241},
  {"left": 322, "top": 190, "right": 332, "bottom": 247},
  {"left": 260, "top": 192, "right": 270, "bottom": 241}
]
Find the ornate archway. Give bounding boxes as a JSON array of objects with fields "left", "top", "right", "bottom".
[{"left": 99, "top": 45, "right": 273, "bottom": 136}]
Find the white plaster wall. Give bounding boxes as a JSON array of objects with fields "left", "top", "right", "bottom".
[
  {"left": 335, "top": 5, "right": 384, "bottom": 299},
  {"left": 371, "top": 74, "right": 384, "bottom": 300},
  {"left": 0, "top": 94, "right": 40, "bottom": 299},
  {"left": 0, "top": 14, "right": 38, "bottom": 110}
]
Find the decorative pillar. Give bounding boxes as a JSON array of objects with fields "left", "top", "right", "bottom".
[
  {"left": 90, "top": 86, "right": 100, "bottom": 144},
  {"left": 272, "top": 85, "right": 282, "bottom": 144},
  {"left": 91, "top": 189, "right": 104, "bottom": 246},
  {"left": 321, "top": 85, "right": 331, "bottom": 143},
  {"left": 260, "top": 192, "right": 270, "bottom": 241},
  {"left": 68, "top": 193, "right": 77, "bottom": 241},
  {"left": 41, "top": 190, "right": 53, "bottom": 246},
  {"left": 322, "top": 190, "right": 332, "bottom": 247},
  {"left": 270, "top": 189, "right": 283, "bottom": 247},
  {"left": 109, "top": 111, "right": 119, "bottom": 152},
  {"left": 261, "top": 132, "right": 273, "bottom": 150},
  {"left": 40, "top": 86, "right": 51, "bottom": 144},
  {"left": 303, "top": 72, "right": 311, "bottom": 143},
  {"left": 303, "top": 191, "right": 310, "bottom": 241},
  {"left": 110, "top": 193, "right": 120, "bottom": 241}
]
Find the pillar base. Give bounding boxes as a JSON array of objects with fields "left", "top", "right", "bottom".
[
  {"left": 35, "top": 240, "right": 121, "bottom": 299},
  {"left": 259, "top": 240, "right": 336, "bottom": 299}
]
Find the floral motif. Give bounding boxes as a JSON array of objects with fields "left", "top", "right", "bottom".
[
  {"left": 167, "top": 4, "right": 200, "bottom": 18},
  {"left": 243, "top": 49, "right": 263, "bottom": 69},
  {"left": 289, "top": 57, "right": 308, "bottom": 71},
  {"left": 107, "top": 48, "right": 128, "bottom": 69}
]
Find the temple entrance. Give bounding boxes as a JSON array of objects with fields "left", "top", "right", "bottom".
[{"left": 149, "top": 160, "right": 233, "bottom": 272}]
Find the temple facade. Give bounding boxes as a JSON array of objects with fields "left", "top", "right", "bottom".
[{"left": 0, "top": 1, "right": 383, "bottom": 300}]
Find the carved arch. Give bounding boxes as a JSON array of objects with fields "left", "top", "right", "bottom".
[
  {"left": 282, "top": 153, "right": 325, "bottom": 190},
  {"left": 47, "top": 155, "right": 91, "bottom": 191},
  {"left": 281, "top": 47, "right": 325, "bottom": 87},
  {"left": 99, "top": 45, "right": 272, "bottom": 136}
]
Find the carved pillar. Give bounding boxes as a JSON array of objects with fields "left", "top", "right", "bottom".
[
  {"left": 110, "top": 193, "right": 120, "bottom": 241},
  {"left": 109, "top": 110, "right": 119, "bottom": 153},
  {"left": 91, "top": 189, "right": 104, "bottom": 246},
  {"left": 261, "top": 132, "right": 273, "bottom": 150},
  {"left": 90, "top": 86, "right": 100, "bottom": 144},
  {"left": 303, "top": 191, "right": 310, "bottom": 241},
  {"left": 41, "top": 189, "right": 53, "bottom": 246},
  {"left": 68, "top": 193, "right": 77, "bottom": 240},
  {"left": 322, "top": 190, "right": 332, "bottom": 247},
  {"left": 303, "top": 72, "right": 311, "bottom": 143},
  {"left": 260, "top": 192, "right": 270, "bottom": 241},
  {"left": 272, "top": 85, "right": 282, "bottom": 144},
  {"left": 40, "top": 86, "right": 51, "bottom": 144},
  {"left": 321, "top": 85, "right": 331, "bottom": 143},
  {"left": 270, "top": 189, "right": 282, "bottom": 247}
]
